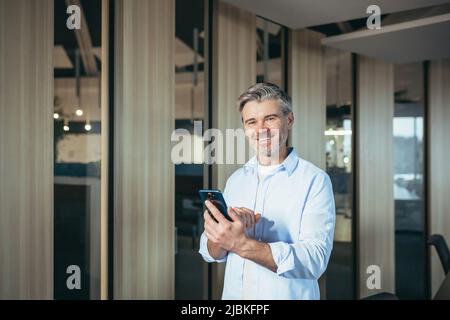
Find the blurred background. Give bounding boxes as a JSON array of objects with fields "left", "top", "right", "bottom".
[{"left": 1, "top": 0, "right": 450, "bottom": 300}]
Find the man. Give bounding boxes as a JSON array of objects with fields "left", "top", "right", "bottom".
[{"left": 199, "top": 83, "right": 336, "bottom": 300}]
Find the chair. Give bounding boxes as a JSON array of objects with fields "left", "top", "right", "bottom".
[
  {"left": 428, "top": 234, "right": 450, "bottom": 275},
  {"left": 361, "top": 292, "right": 399, "bottom": 300}
]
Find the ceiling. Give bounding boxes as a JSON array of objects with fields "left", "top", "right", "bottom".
[
  {"left": 54, "top": 0, "right": 101, "bottom": 77},
  {"left": 55, "top": 0, "right": 207, "bottom": 76},
  {"left": 223, "top": 0, "right": 450, "bottom": 29},
  {"left": 322, "top": 13, "right": 450, "bottom": 63}
]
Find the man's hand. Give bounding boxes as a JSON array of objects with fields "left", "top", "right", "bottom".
[
  {"left": 204, "top": 200, "right": 261, "bottom": 253},
  {"left": 232, "top": 207, "right": 261, "bottom": 229},
  {"left": 204, "top": 200, "right": 277, "bottom": 272}
]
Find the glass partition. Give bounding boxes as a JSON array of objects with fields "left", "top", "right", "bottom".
[
  {"left": 393, "top": 62, "right": 427, "bottom": 299},
  {"left": 53, "top": 0, "right": 102, "bottom": 299},
  {"left": 256, "top": 16, "right": 283, "bottom": 87},
  {"left": 324, "top": 48, "right": 355, "bottom": 299},
  {"left": 174, "top": 0, "right": 207, "bottom": 299}
]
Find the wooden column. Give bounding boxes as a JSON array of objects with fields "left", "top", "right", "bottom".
[
  {"left": 288, "top": 28, "right": 327, "bottom": 297},
  {"left": 212, "top": 0, "right": 256, "bottom": 191},
  {"left": 114, "top": 0, "right": 175, "bottom": 299},
  {"left": 210, "top": 0, "right": 256, "bottom": 299},
  {"left": 357, "top": 55, "right": 395, "bottom": 298},
  {"left": 429, "top": 59, "right": 450, "bottom": 297},
  {"left": 288, "top": 29, "right": 326, "bottom": 170},
  {"left": 0, "top": 0, "right": 54, "bottom": 299},
  {"left": 101, "top": 0, "right": 110, "bottom": 300}
]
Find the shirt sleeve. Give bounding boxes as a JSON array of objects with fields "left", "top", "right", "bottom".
[
  {"left": 198, "top": 231, "right": 228, "bottom": 263},
  {"left": 268, "top": 171, "right": 336, "bottom": 279}
]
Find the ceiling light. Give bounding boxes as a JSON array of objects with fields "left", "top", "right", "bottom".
[{"left": 325, "top": 129, "right": 352, "bottom": 136}]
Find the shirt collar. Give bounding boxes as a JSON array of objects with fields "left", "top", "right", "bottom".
[{"left": 243, "top": 147, "right": 299, "bottom": 176}]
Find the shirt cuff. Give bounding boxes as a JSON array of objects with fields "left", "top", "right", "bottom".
[
  {"left": 268, "top": 241, "right": 295, "bottom": 276},
  {"left": 199, "top": 232, "right": 227, "bottom": 263}
]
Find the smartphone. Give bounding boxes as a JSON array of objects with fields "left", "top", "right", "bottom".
[{"left": 198, "top": 189, "right": 232, "bottom": 222}]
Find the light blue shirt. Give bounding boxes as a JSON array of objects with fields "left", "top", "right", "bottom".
[{"left": 199, "top": 148, "right": 336, "bottom": 300}]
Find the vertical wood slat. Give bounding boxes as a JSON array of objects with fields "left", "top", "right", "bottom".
[
  {"left": 288, "top": 29, "right": 326, "bottom": 170},
  {"left": 212, "top": 0, "right": 256, "bottom": 191},
  {"left": 101, "top": 0, "right": 110, "bottom": 300},
  {"left": 357, "top": 55, "right": 395, "bottom": 298},
  {"left": 211, "top": 0, "right": 256, "bottom": 299},
  {"left": 288, "top": 28, "right": 327, "bottom": 298},
  {"left": 114, "top": 0, "right": 175, "bottom": 299},
  {"left": 429, "top": 59, "right": 450, "bottom": 297},
  {"left": 0, "top": 0, "right": 54, "bottom": 299}
]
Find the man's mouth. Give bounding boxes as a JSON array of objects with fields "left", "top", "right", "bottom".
[{"left": 257, "top": 137, "right": 272, "bottom": 143}]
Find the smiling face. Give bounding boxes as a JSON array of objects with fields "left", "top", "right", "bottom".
[{"left": 241, "top": 99, "right": 294, "bottom": 162}]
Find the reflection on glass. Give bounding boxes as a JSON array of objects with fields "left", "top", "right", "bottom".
[
  {"left": 174, "top": 0, "right": 206, "bottom": 299},
  {"left": 394, "top": 63, "right": 426, "bottom": 299},
  {"left": 324, "top": 48, "right": 354, "bottom": 299},
  {"left": 53, "top": 0, "right": 102, "bottom": 299},
  {"left": 256, "top": 17, "right": 283, "bottom": 86}
]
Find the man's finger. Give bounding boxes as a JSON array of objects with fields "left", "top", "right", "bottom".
[
  {"left": 238, "top": 207, "right": 258, "bottom": 219},
  {"left": 204, "top": 222, "right": 219, "bottom": 237},
  {"left": 205, "top": 230, "right": 217, "bottom": 243},
  {"left": 233, "top": 208, "right": 248, "bottom": 226},
  {"left": 241, "top": 208, "right": 262, "bottom": 225},
  {"left": 205, "top": 200, "right": 228, "bottom": 224},
  {"left": 238, "top": 207, "right": 254, "bottom": 215},
  {"left": 227, "top": 207, "right": 241, "bottom": 223},
  {"left": 233, "top": 207, "right": 248, "bottom": 217},
  {"left": 239, "top": 208, "right": 254, "bottom": 226},
  {"left": 235, "top": 207, "right": 260, "bottom": 227},
  {"left": 248, "top": 213, "right": 255, "bottom": 227},
  {"left": 205, "top": 214, "right": 220, "bottom": 232},
  {"left": 204, "top": 209, "right": 216, "bottom": 225}
]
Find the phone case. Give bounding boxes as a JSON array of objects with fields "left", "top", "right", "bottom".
[{"left": 198, "top": 189, "right": 232, "bottom": 221}]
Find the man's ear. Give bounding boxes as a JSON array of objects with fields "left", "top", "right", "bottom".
[{"left": 287, "top": 112, "right": 294, "bottom": 129}]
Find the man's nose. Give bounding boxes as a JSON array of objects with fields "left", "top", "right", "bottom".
[
  {"left": 254, "top": 120, "right": 267, "bottom": 130},
  {"left": 257, "top": 127, "right": 270, "bottom": 138}
]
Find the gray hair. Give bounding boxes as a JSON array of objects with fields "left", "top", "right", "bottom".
[{"left": 237, "top": 82, "right": 292, "bottom": 115}]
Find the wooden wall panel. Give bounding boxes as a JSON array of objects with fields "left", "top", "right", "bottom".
[
  {"left": 288, "top": 28, "right": 327, "bottom": 298},
  {"left": 357, "top": 55, "right": 395, "bottom": 298},
  {"left": 429, "top": 59, "right": 450, "bottom": 297},
  {"left": 212, "top": 0, "right": 256, "bottom": 191},
  {"left": 101, "top": 0, "right": 109, "bottom": 300},
  {"left": 288, "top": 29, "right": 326, "bottom": 170},
  {"left": 0, "top": 0, "right": 54, "bottom": 299},
  {"left": 114, "top": 0, "right": 175, "bottom": 299},
  {"left": 210, "top": 0, "right": 256, "bottom": 299}
]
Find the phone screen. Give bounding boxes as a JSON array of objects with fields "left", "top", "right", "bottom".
[{"left": 198, "top": 189, "right": 232, "bottom": 221}]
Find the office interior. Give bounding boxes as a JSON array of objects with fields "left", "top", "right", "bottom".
[{"left": 0, "top": 0, "right": 450, "bottom": 300}]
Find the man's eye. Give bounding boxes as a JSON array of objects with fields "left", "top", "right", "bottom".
[{"left": 267, "top": 117, "right": 275, "bottom": 121}]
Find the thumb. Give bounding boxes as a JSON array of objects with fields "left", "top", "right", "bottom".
[
  {"left": 228, "top": 207, "right": 239, "bottom": 222},
  {"left": 255, "top": 213, "right": 262, "bottom": 223}
]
